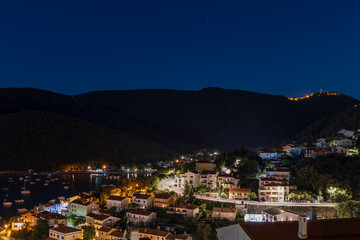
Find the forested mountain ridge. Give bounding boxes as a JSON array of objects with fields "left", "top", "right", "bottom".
[
  {"left": 77, "top": 87, "right": 359, "bottom": 148},
  {"left": 0, "top": 87, "right": 358, "bottom": 170}
]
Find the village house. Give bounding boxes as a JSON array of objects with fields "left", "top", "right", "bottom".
[
  {"left": 196, "top": 160, "right": 216, "bottom": 172},
  {"left": 40, "top": 203, "right": 57, "bottom": 213},
  {"left": 106, "top": 196, "right": 131, "bottom": 211},
  {"left": 313, "top": 138, "right": 330, "bottom": 149},
  {"left": 261, "top": 207, "right": 299, "bottom": 222},
  {"left": 33, "top": 211, "right": 66, "bottom": 227},
  {"left": 332, "top": 145, "right": 350, "bottom": 155},
  {"left": 228, "top": 188, "right": 251, "bottom": 200},
  {"left": 169, "top": 204, "right": 199, "bottom": 217},
  {"left": 68, "top": 198, "right": 99, "bottom": 217},
  {"left": 154, "top": 193, "right": 176, "bottom": 208},
  {"left": 48, "top": 225, "right": 82, "bottom": 240},
  {"left": 138, "top": 228, "right": 172, "bottom": 240},
  {"left": 218, "top": 174, "right": 239, "bottom": 189},
  {"left": 126, "top": 210, "right": 157, "bottom": 224},
  {"left": 86, "top": 212, "right": 120, "bottom": 229},
  {"left": 96, "top": 226, "right": 113, "bottom": 240},
  {"left": 132, "top": 194, "right": 154, "bottom": 209},
  {"left": 212, "top": 207, "right": 237, "bottom": 221},
  {"left": 258, "top": 168, "right": 290, "bottom": 202},
  {"left": 258, "top": 150, "right": 278, "bottom": 160},
  {"left": 305, "top": 148, "right": 328, "bottom": 158},
  {"left": 176, "top": 171, "right": 200, "bottom": 188},
  {"left": 109, "top": 229, "right": 126, "bottom": 240},
  {"left": 333, "top": 138, "right": 356, "bottom": 148},
  {"left": 199, "top": 170, "right": 218, "bottom": 189},
  {"left": 338, "top": 129, "right": 356, "bottom": 139}
]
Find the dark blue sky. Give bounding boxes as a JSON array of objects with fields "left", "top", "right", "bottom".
[{"left": 1, "top": 1, "right": 360, "bottom": 99}]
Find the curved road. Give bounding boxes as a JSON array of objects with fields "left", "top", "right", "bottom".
[{"left": 159, "top": 177, "right": 337, "bottom": 207}]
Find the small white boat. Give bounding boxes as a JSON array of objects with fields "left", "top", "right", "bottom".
[
  {"left": 21, "top": 190, "right": 30, "bottom": 194},
  {"left": 17, "top": 208, "right": 27, "bottom": 213},
  {"left": 15, "top": 199, "right": 24, "bottom": 203},
  {"left": 25, "top": 176, "right": 29, "bottom": 178},
  {"left": 3, "top": 201, "right": 12, "bottom": 206},
  {"left": 30, "top": 181, "right": 35, "bottom": 184},
  {"left": 44, "top": 183, "right": 48, "bottom": 186},
  {"left": 3, "top": 188, "right": 9, "bottom": 191},
  {"left": 55, "top": 178, "right": 59, "bottom": 180},
  {"left": 45, "top": 180, "right": 50, "bottom": 183},
  {"left": 36, "top": 178, "right": 41, "bottom": 181},
  {"left": 62, "top": 182, "right": 66, "bottom": 184},
  {"left": 64, "top": 186, "right": 69, "bottom": 189},
  {"left": 19, "top": 177, "right": 24, "bottom": 181}
]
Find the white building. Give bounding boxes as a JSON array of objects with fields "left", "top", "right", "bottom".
[
  {"left": 333, "top": 139, "right": 356, "bottom": 148},
  {"left": 259, "top": 151, "right": 278, "bottom": 160},
  {"left": 262, "top": 207, "right": 299, "bottom": 222},
  {"left": 338, "top": 129, "right": 356, "bottom": 138},
  {"left": 314, "top": 138, "right": 329, "bottom": 149},
  {"left": 68, "top": 198, "right": 99, "bottom": 217},
  {"left": 49, "top": 225, "right": 82, "bottom": 240},
  {"left": 132, "top": 194, "right": 154, "bottom": 209},
  {"left": 126, "top": 210, "right": 157, "bottom": 224},
  {"left": 106, "top": 196, "right": 131, "bottom": 211},
  {"left": 258, "top": 168, "right": 290, "bottom": 202}
]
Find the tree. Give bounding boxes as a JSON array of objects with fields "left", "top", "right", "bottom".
[
  {"left": 337, "top": 200, "right": 360, "bottom": 218},
  {"left": 195, "top": 222, "right": 215, "bottom": 240},
  {"left": 247, "top": 192, "right": 257, "bottom": 200},
  {"left": 82, "top": 226, "right": 96, "bottom": 240},
  {"left": 31, "top": 219, "right": 48, "bottom": 240},
  {"left": 326, "top": 187, "right": 352, "bottom": 203},
  {"left": 184, "top": 217, "right": 198, "bottom": 233}
]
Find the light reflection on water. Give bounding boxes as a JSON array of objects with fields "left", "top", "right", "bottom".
[{"left": 0, "top": 172, "right": 150, "bottom": 220}]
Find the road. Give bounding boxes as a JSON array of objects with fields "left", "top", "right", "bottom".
[{"left": 159, "top": 177, "right": 337, "bottom": 207}]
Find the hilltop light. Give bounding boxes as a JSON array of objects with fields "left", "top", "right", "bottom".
[{"left": 103, "top": 165, "right": 106, "bottom": 169}]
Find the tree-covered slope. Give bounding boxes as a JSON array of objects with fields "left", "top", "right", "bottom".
[
  {"left": 295, "top": 104, "right": 360, "bottom": 142},
  {"left": 0, "top": 111, "right": 177, "bottom": 171},
  {"left": 77, "top": 87, "right": 358, "bottom": 148}
]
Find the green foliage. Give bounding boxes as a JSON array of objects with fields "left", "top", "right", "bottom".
[
  {"left": 327, "top": 187, "right": 352, "bottom": 203},
  {"left": 337, "top": 200, "right": 360, "bottom": 218},
  {"left": 184, "top": 217, "right": 198, "bottom": 233},
  {"left": 179, "top": 162, "right": 196, "bottom": 174},
  {"left": 194, "top": 186, "right": 211, "bottom": 194},
  {"left": 236, "top": 212, "right": 245, "bottom": 222},
  {"left": 194, "top": 222, "right": 216, "bottom": 240},
  {"left": 82, "top": 226, "right": 96, "bottom": 240},
  {"left": 183, "top": 183, "right": 195, "bottom": 203},
  {"left": 296, "top": 155, "right": 360, "bottom": 200},
  {"left": 31, "top": 219, "right": 48, "bottom": 240},
  {"left": 247, "top": 192, "right": 257, "bottom": 200},
  {"left": 288, "top": 191, "right": 315, "bottom": 202},
  {"left": 68, "top": 217, "right": 85, "bottom": 228}
]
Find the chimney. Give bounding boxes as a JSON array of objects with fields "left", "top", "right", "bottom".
[
  {"left": 298, "top": 216, "right": 308, "bottom": 239},
  {"left": 130, "top": 230, "right": 139, "bottom": 240}
]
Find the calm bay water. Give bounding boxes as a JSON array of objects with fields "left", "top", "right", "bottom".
[{"left": 0, "top": 172, "right": 148, "bottom": 220}]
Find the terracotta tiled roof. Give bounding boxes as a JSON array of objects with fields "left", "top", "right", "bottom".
[
  {"left": 109, "top": 230, "right": 124, "bottom": 237},
  {"left": 131, "top": 210, "right": 155, "bottom": 216},
  {"left": 42, "top": 203, "right": 54, "bottom": 208},
  {"left": 229, "top": 188, "right": 251, "bottom": 193},
  {"left": 176, "top": 204, "right": 199, "bottom": 210},
  {"left": 239, "top": 218, "right": 360, "bottom": 240},
  {"left": 262, "top": 207, "right": 299, "bottom": 216},
  {"left": 51, "top": 225, "right": 81, "bottom": 234},
  {"left": 139, "top": 228, "right": 170, "bottom": 237},
  {"left": 134, "top": 194, "right": 153, "bottom": 200},
  {"left": 200, "top": 170, "right": 217, "bottom": 174},
  {"left": 155, "top": 193, "right": 173, "bottom": 200},
  {"left": 98, "top": 226, "right": 113, "bottom": 233},
  {"left": 86, "top": 213, "right": 111, "bottom": 221},
  {"left": 107, "top": 196, "right": 127, "bottom": 201},
  {"left": 70, "top": 198, "right": 91, "bottom": 206},
  {"left": 37, "top": 211, "right": 66, "bottom": 220},
  {"left": 196, "top": 160, "right": 213, "bottom": 163},
  {"left": 45, "top": 238, "right": 57, "bottom": 240}
]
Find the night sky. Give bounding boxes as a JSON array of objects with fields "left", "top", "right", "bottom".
[{"left": 1, "top": 1, "right": 360, "bottom": 99}]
